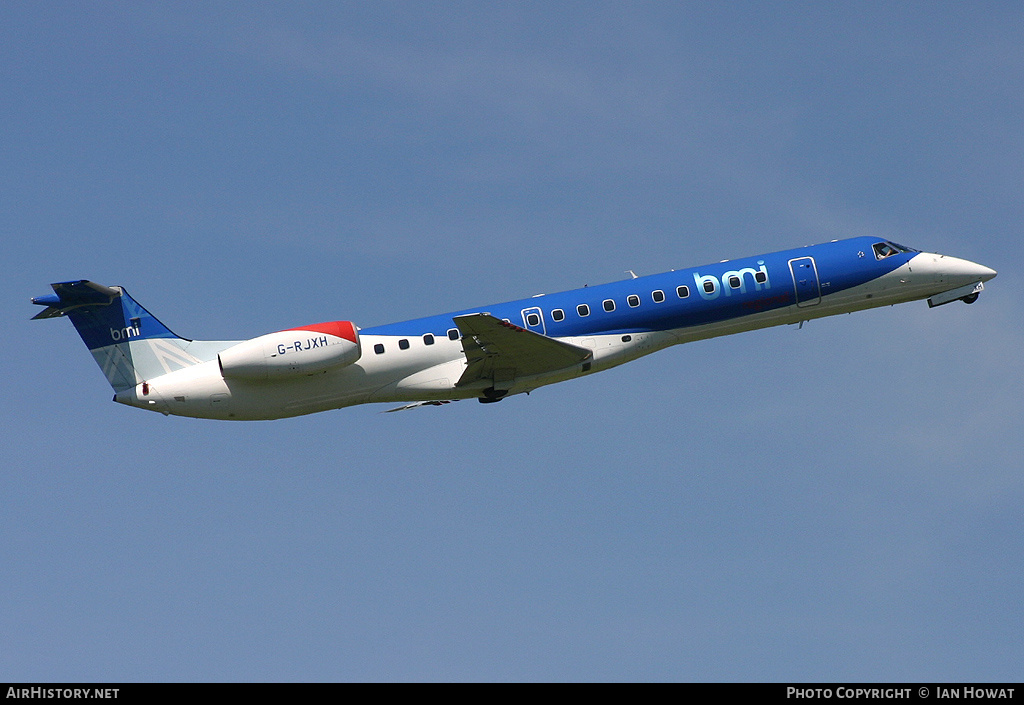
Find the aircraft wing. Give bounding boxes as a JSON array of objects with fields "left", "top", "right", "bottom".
[
  {"left": 453, "top": 313, "right": 592, "bottom": 389},
  {"left": 383, "top": 400, "right": 458, "bottom": 413}
]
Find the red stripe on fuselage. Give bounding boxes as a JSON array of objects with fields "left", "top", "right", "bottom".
[{"left": 285, "top": 320, "right": 358, "bottom": 343}]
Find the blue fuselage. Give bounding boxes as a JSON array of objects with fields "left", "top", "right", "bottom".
[{"left": 363, "top": 237, "right": 914, "bottom": 340}]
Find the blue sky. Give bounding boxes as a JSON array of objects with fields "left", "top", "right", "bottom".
[{"left": 3, "top": 2, "right": 1022, "bottom": 681}]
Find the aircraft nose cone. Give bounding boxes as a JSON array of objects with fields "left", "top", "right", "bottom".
[
  {"left": 948, "top": 257, "right": 997, "bottom": 283},
  {"left": 975, "top": 263, "right": 998, "bottom": 282},
  {"left": 919, "top": 254, "right": 997, "bottom": 285}
]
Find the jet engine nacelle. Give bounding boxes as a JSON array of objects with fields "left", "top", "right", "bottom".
[{"left": 218, "top": 321, "right": 360, "bottom": 381}]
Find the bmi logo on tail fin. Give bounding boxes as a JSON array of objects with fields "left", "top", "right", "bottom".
[{"left": 32, "top": 280, "right": 203, "bottom": 392}]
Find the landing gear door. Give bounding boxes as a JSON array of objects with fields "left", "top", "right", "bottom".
[
  {"left": 789, "top": 257, "right": 822, "bottom": 307},
  {"left": 521, "top": 306, "right": 546, "bottom": 335}
]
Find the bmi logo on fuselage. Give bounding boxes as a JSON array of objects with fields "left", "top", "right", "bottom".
[{"left": 694, "top": 261, "right": 770, "bottom": 300}]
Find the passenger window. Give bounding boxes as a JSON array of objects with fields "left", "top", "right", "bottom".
[
  {"left": 652, "top": 290, "right": 665, "bottom": 303},
  {"left": 552, "top": 308, "right": 565, "bottom": 322},
  {"left": 755, "top": 271, "right": 767, "bottom": 284},
  {"left": 577, "top": 304, "right": 590, "bottom": 317},
  {"left": 676, "top": 285, "right": 690, "bottom": 298},
  {"left": 374, "top": 343, "right": 385, "bottom": 354},
  {"left": 399, "top": 339, "right": 410, "bottom": 350},
  {"left": 447, "top": 328, "right": 460, "bottom": 340},
  {"left": 703, "top": 280, "right": 715, "bottom": 294},
  {"left": 603, "top": 299, "right": 615, "bottom": 312},
  {"left": 627, "top": 294, "right": 640, "bottom": 308},
  {"left": 526, "top": 313, "right": 540, "bottom": 326},
  {"left": 729, "top": 276, "right": 741, "bottom": 288},
  {"left": 423, "top": 334, "right": 435, "bottom": 346}
]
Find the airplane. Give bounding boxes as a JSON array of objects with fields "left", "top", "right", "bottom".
[{"left": 32, "top": 236, "right": 996, "bottom": 420}]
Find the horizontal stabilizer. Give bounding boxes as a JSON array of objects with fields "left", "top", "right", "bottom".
[{"left": 31, "top": 280, "right": 120, "bottom": 319}]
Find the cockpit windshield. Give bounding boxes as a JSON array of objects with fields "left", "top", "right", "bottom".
[
  {"left": 872, "top": 241, "right": 918, "bottom": 260},
  {"left": 889, "top": 241, "right": 918, "bottom": 253}
]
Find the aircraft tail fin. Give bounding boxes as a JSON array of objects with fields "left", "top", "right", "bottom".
[{"left": 32, "top": 280, "right": 209, "bottom": 392}]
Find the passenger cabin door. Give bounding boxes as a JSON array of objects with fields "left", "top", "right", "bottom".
[
  {"left": 789, "top": 257, "right": 821, "bottom": 307},
  {"left": 521, "top": 306, "right": 546, "bottom": 335}
]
